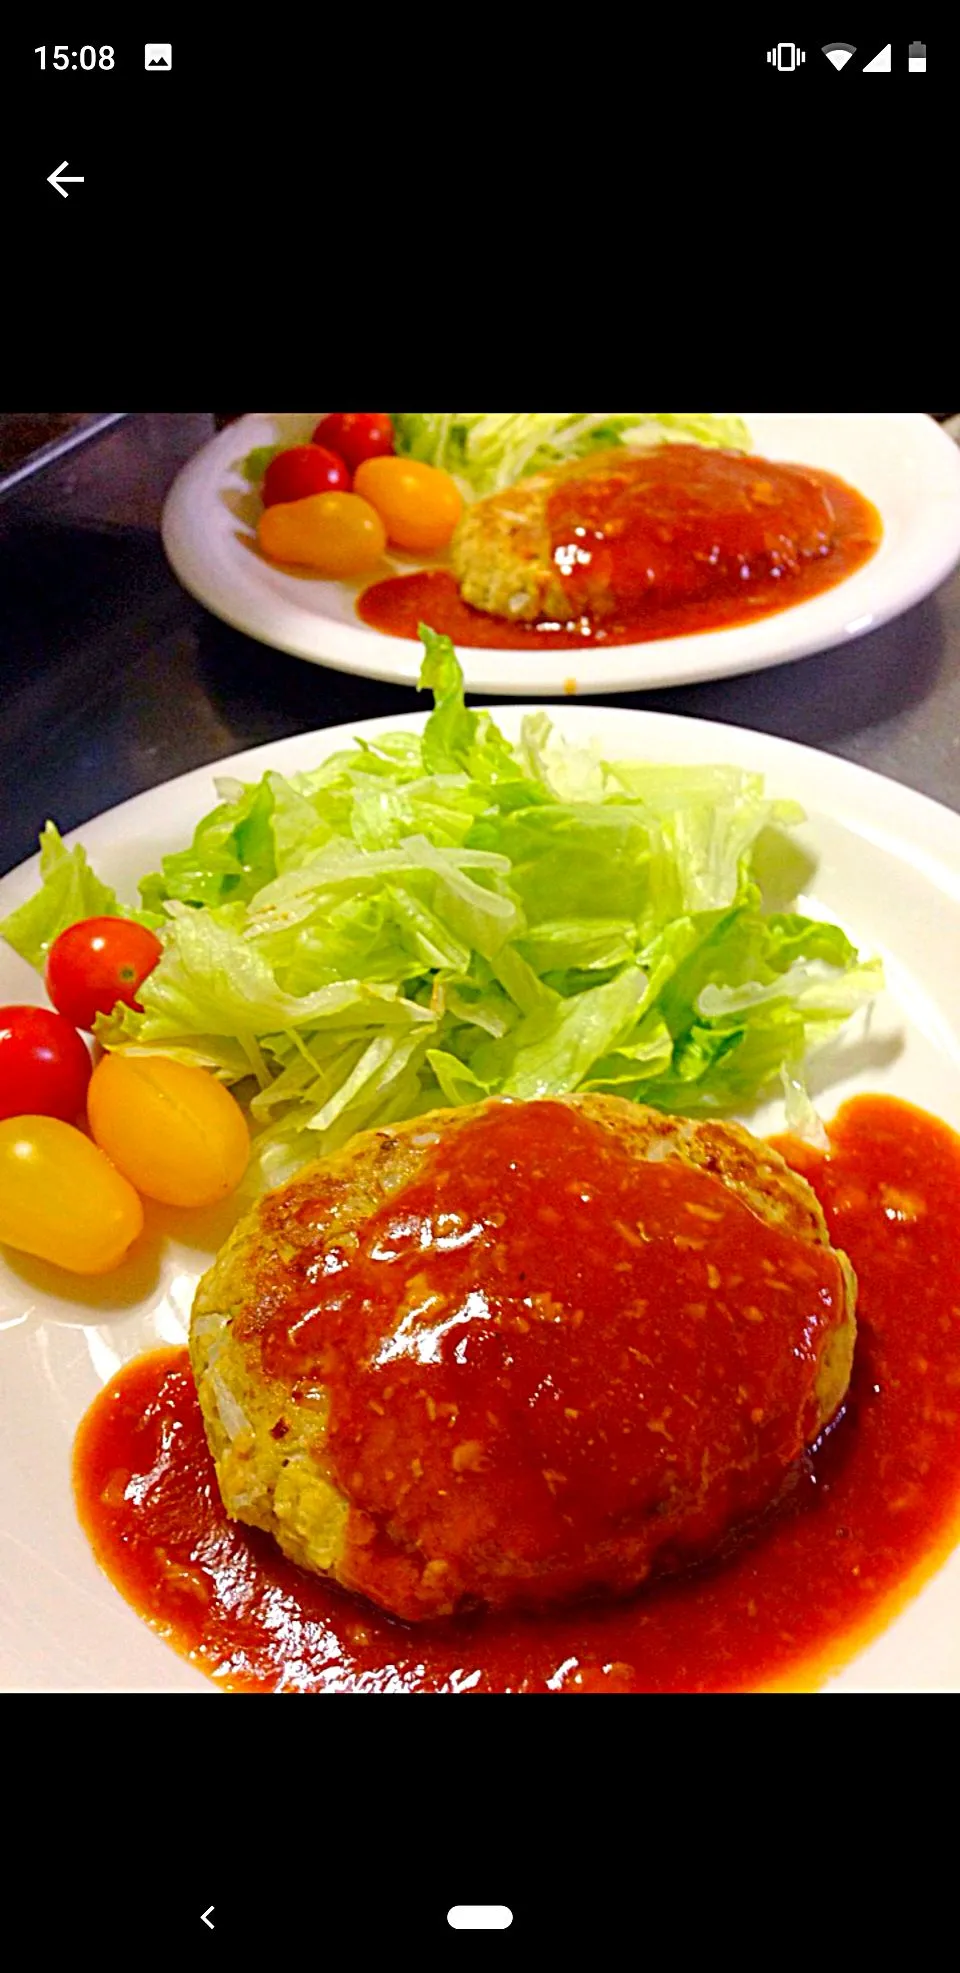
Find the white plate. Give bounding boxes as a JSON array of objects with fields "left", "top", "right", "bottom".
[
  {"left": 3, "top": 706, "right": 960, "bottom": 1692},
  {"left": 161, "top": 412, "right": 960, "bottom": 698}
]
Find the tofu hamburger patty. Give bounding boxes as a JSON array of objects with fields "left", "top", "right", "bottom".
[
  {"left": 450, "top": 467, "right": 567, "bottom": 622},
  {"left": 449, "top": 446, "right": 839, "bottom": 624},
  {"left": 190, "top": 1094, "right": 856, "bottom": 1622}
]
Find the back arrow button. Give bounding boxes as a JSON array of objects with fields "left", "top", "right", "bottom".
[
  {"left": 201, "top": 1907, "right": 214, "bottom": 1931},
  {"left": 48, "top": 161, "right": 84, "bottom": 198}
]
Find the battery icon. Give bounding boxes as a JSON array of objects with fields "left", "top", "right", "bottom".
[{"left": 909, "top": 41, "right": 926, "bottom": 71}]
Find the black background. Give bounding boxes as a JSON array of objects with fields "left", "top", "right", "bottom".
[
  {"left": 15, "top": 1698, "right": 952, "bottom": 1951},
  {"left": 3, "top": 15, "right": 957, "bottom": 1953},
  {"left": 5, "top": 18, "right": 955, "bottom": 349}
]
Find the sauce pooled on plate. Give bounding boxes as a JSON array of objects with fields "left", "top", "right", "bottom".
[
  {"left": 74, "top": 1095, "right": 960, "bottom": 1691},
  {"left": 359, "top": 446, "right": 881, "bottom": 650}
]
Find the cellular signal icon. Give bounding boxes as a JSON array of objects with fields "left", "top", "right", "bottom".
[
  {"left": 822, "top": 41, "right": 856, "bottom": 69},
  {"left": 767, "top": 43, "right": 806, "bottom": 69}
]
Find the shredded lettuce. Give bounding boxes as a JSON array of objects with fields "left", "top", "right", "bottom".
[
  {"left": 391, "top": 413, "right": 751, "bottom": 497},
  {"left": 0, "top": 822, "right": 160, "bottom": 969},
  {"left": 241, "top": 415, "right": 751, "bottom": 497},
  {"left": 1, "top": 626, "right": 881, "bottom": 1190}
]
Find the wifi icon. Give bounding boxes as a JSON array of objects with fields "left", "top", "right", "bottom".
[{"left": 822, "top": 41, "right": 857, "bottom": 68}]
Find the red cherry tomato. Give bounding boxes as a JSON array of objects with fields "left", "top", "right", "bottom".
[
  {"left": 312, "top": 414, "right": 394, "bottom": 475},
  {"left": 0, "top": 1005, "right": 92, "bottom": 1122},
  {"left": 45, "top": 917, "right": 164, "bottom": 1032},
  {"left": 262, "top": 445, "right": 351, "bottom": 506}
]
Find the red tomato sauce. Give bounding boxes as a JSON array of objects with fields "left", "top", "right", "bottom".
[
  {"left": 357, "top": 448, "right": 881, "bottom": 651},
  {"left": 251, "top": 1101, "right": 846, "bottom": 1622},
  {"left": 73, "top": 1095, "right": 960, "bottom": 1692}
]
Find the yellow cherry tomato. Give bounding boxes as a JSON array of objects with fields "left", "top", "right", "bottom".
[
  {"left": 0, "top": 1116, "right": 144, "bottom": 1274},
  {"left": 87, "top": 1054, "right": 249, "bottom": 1208},
  {"left": 353, "top": 457, "right": 463, "bottom": 552},
  {"left": 257, "top": 491, "right": 387, "bottom": 576}
]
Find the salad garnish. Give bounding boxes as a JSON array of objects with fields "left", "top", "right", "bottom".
[
  {"left": 390, "top": 413, "right": 751, "bottom": 497},
  {"left": 2, "top": 627, "right": 881, "bottom": 1190}
]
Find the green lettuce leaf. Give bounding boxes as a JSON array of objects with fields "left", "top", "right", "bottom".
[
  {"left": 2, "top": 629, "right": 882, "bottom": 1186},
  {"left": 0, "top": 822, "right": 160, "bottom": 968},
  {"left": 240, "top": 443, "right": 286, "bottom": 484}
]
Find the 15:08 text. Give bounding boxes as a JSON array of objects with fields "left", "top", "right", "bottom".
[{"left": 34, "top": 46, "right": 116, "bottom": 69}]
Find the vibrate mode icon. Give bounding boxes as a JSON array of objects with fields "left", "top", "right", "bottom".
[{"left": 767, "top": 43, "right": 805, "bottom": 70}]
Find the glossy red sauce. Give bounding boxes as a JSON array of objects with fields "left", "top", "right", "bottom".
[
  {"left": 251, "top": 1102, "right": 844, "bottom": 1620},
  {"left": 358, "top": 448, "right": 881, "bottom": 651},
  {"left": 73, "top": 1095, "right": 960, "bottom": 1692}
]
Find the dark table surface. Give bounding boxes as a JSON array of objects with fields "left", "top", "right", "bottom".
[{"left": 2, "top": 412, "right": 960, "bottom": 879}]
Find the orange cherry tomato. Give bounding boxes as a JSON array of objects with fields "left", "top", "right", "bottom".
[
  {"left": 353, "top": 457, "right": 462, "bottom": 552},
  {"left": 0, "top": 1115, "right": 144, "bottom": 1274},
  {"left": 87, "top": 1054, "right": 249, "bottom": 1208},
  {"left": 257, "top": 492, "right": 387, "bottom": 576}
]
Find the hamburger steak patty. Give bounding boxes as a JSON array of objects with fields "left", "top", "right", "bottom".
[
  {"left": 449, "top": 445, "right": 838, "bottom": 624},
  {"left": 190, "top": 1095, "right": 856, "bottom": 1622}
]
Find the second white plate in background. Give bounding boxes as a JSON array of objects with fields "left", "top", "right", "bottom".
[{"left": 161, "top": 411, "right": 960, "bottom": 697}]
